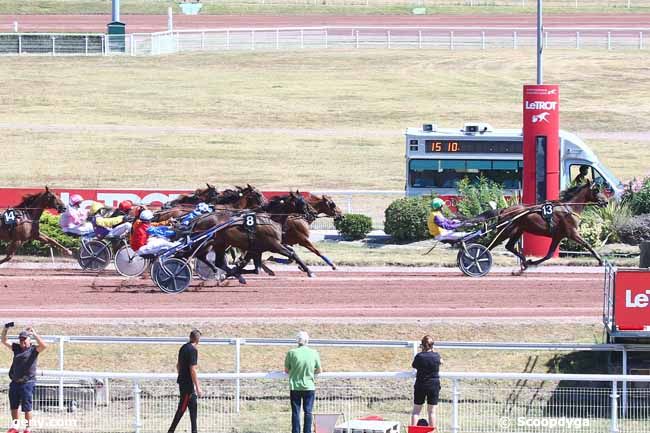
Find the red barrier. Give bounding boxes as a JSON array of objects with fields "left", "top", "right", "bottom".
[{"left": 0, "top": 187, "right": 296, "bottom": 210}]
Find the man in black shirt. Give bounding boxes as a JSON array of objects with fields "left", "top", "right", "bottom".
[
  {"left": 168, "top": 329, "right": 203, "bottom": 433},
  {"left": 2, "top": 325, "right": 48, "bottom": 433}
]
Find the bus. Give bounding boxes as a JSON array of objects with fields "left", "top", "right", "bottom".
[{"left": 405, "top": 122, "right": 624, "bottom": 201}]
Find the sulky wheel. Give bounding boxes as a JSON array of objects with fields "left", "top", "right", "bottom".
[
  {"left": 151, "top": 258, "right": 192, "bottom": 294},
  {"left": 457, "top": 243, "right": 493, "bottom": 277},
  {"left": 114, "top": 246, "right": 148, "bottom": 278},
  {"left": 77, "top": 240, "right": 112, "bottom": 271}
]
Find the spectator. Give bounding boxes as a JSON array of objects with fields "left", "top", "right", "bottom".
[
  {"left": 284, "top": 331, "right": 321, "bottom": 433},
  {"left": 1, "top": 324, "right": 47, "bottom": 433},
  {"left": 411, "top": 335, "right": 442, "bottom": 428},
  {"left": 168, "top": 329, "right": 203, "bottom": 433},
  {"left": 572, "top": 165, "right": 591, "bottom": 186}
]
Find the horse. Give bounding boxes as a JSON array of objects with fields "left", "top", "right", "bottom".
[
  {"left": 484, "top": 181, "right": 608, "bottom": 272},
  {"left": 0, "top": 187, "right": 70, "bottom": 264},
  {"left": 263, "top": 191, "right": 342, "bottom": 270},
  {"left": 162, "top": 183, "right": 219, "bottom": 209},
  {"left": 189, "top": 192, "right": 313, "bottom": 283}
]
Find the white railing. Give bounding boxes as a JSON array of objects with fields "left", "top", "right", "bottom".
[
  {"left": 2, "top": 368, "right": 649, "bottom": 433},
  {"left": 197, "top": 0, "right": 649, "bottom": 7},
  {"left": 2, "top": 26, "right": 649, "bottom": 56}
]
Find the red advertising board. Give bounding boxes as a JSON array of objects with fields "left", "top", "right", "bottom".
[
  {"left": 0, "top": 187, "right": 291, "bottom": 210},
  {"left": 614, "top": 269, "right": 650, "bottom": 331},
  {"left": 522, "top": 84, "right": 560, "bottom": 257}
]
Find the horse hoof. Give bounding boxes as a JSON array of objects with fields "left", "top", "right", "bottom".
[
  {"left": 237, "top": 276, "right": 247, "bottom": 284},
  {"left": 331, "top": 265, "right": 337, "bottom": 271},
  {"left": 308, "top": 272, "right": 315, "bottom": 278}
]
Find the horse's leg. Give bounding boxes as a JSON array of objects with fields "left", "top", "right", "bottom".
[
  {"left": 0, "top": 241, "right": 22, "bottom": 265},
  {"left": 214, "top": 250, "right": 247, "bottom": 284},
  {"left": 566, "top": 229, "right": 604, "bottom": 266},
  {"left": 526, "top": 236, "right": 562, "bottom": 267},
  {"left": 503, "top": 228, "right": 529, "bottom": 272},
  {"left": 256, "top": 253, "right": 276, "bottom": 276},
  {"left": 38, "top": 233, "right": 73, "bottom": 256},
  {"left": 299, "top": 237, "right": 336, "bottom": 270},
  {"left": 272, "top": 243, "right": 313, "bottom": 277}
]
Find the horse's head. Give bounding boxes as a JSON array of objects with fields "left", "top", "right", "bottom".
[
  {"left": 240, "top": 184, "right": 267, "bottom": 209},
  {"left": 312, "top": 194, "right": 343, "bottom": 220},
  {"left": 39, "top": 186, "right": 67, "bottom": 213},
  {"left": 587, "top": 180, "right": 609, "bottom": 207},
  {"left": 290, "top": 191, "right": 317, "bottom": 219},
  {"left": 198, "top": 183, "right": 220, "bottom": 204}
]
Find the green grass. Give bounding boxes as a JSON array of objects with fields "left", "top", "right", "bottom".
[
  {"left": 1, "top": 50, "right": 650, "bottom": 190},
  {"left": 1, "top": 0, "right": 649, "bottom": 15}
]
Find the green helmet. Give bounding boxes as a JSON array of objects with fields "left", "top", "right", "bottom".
[{"left": 431, "top": 198, "right": 445, "bottom": 210}]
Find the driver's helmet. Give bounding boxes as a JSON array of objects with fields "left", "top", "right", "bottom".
[
  {"left": 196, "top": 202, "right": 211, "bottom": 213},
  {"left": 431, "top": 198, "right": 445, "bottom": 211},
  {"left": 118, "top": 200, "right": 133, "bottom": 213},
  {"left": 139, "top": 210, "right": 154, "bottom": 222},
  {"left": 90, "top": 202, "right": 104, "bottom": 215},
  {"left": 69, "top": 194, "right": 84, "bottom": 207}
]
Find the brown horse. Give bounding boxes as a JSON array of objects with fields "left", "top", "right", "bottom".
[
  {"left": 486, "top": 181, "right": 608, "bottom": 271},
  {"left": 189, "top": 192, "right": 313, "bottom": 283},
  {"left": 0, "top": 187, "right": 70, "bottom": 264},
  {"left": 163, "top": 183, "right": 220, "bottom": 209},
  {"left": 264, "top": 192, "right": 343, "bottom": 270}
]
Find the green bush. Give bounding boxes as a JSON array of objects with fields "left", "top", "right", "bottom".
[
  {"left": 456, "top": 176, "right": 509, "bottom": 218},
  {"left": 622, "top": 175, "right": 650, "bottom": 215},
  {"left": 561, "top": 201, "right": 632, "bottom": 251},
  {"left": 334, "top": 213, "right": 372, "bottom": 241},
  {"left": 383, "top": 196, "right": 430, "bottom": 242},
  {"left": 616, "top": 214, "right": 650, "bottom": 246},
  {"left": 0, "top": 212, "right": 78, "bottom": 256}
]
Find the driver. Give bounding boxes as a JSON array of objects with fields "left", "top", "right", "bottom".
[
  {"left": 427, "top": 198, "right": 466, "bottom": 242},
  {"left": 89, "top": 201, "right": 133, "bottom": 239},
  {"left": 572, "top": 165, "right": 590, "bottom": 186},
  {"left": 59, "top": 194, "right": 94, "bottom": 236}
]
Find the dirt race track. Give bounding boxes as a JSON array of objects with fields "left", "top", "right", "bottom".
[
  {"left": 0, "top": 266, "right": 603, "bottom": 321},
  {"left": 2, "top": 13, "right": 650, "bottom": 33}
]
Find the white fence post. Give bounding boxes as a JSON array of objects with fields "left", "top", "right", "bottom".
[
  {"left": 276, "top": 29, "right": 280, "bottom": 49},
  {"left": 324, "top": 29, "right": 328, "bottom": 49},
  {"left": 622, "top": 349, "right": 628, "bottom": 416},
  {"left": 451, "top": 379, "right": 460, "bottom": 433},
  {"left": 608, "top": 31, "right": 612, "bottom": 50},
  {"left": 301, "top": 29, "right": 304, "bottom": 49},
  {"left": 544, "top": 31, "right": 548, "bottom": 48},
  {"left": 51, "top": 36, "right": 56, "bottom": 56},
  {"left": 640, "top": 31, "right": 644, "bottom": 49},
  {"left": 513, "top": 31, "right": 518, "bottom": 49},
  {"left": 576, "top": 31, "right": 580, "bottom": 49},
  {"left": 610, "top": 380, "right": 619, "bottom": 433},
  {"left": 235, "top": 338, "right": 242, "bottom": 413},
  {"left": 418, "top": 30, "right": 422, "bottom": 49},
  {"left": 251, "top": 29, "right": 255, "bottom": 50},
  {"left": 450, "top": 30, "right": 454, "bottom": 50},
  {"left": 355, "top": 30, "right": 359, "bottom": 49},
  {"left": 133, "top": 381, "right": 142, "bottom": 433},
  {"left": 58, "top": 337, "right": 65, "bottom": 411},
  {"left": 481, "top": 31, "right": 485, "bottom": 49},
  {"left": 387, "top": 30, "right": 391, "bottom": 49},
  {"left": 201, "top": 31, "right": 205, "bottom": 50},
  {"left": 130, "top": 34, "right": 135, "bottom": 56},
  {"left": 226, "top": 30, "right": 230, "bottom": 50}
]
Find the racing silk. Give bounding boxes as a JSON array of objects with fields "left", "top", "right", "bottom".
[
  {"left": 59, "top": 206, "right": 88, "bottom": 230},
  {"left": 130, "top": 220, "right": 151, "bottom": 251},
  {"left": 91, "top": 214, "right": 125, "bottom": 238},
  {"left": 427, "top": 210, "right": 461, "bottom": 237},
  {"left": 147, "top": 226, "right": 176, "bottom": 239},
  {"left": 179, "top": 203, "right": 213, "bottom": 226}
]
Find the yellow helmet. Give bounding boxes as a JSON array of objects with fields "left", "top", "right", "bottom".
[{"left": 89, "top": 202, "right": 104, "bottom": 215}]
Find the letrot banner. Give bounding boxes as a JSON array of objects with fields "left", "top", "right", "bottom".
[{"left": 614, "top": 269, "right": 650, "bottom": 331}]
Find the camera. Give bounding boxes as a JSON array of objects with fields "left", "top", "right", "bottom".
[{"left": 4, "top": 322, "right": 14, "bottom": 329}]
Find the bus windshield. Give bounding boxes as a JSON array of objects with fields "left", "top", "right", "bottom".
[{"left": 409, "top": 159, "right": 523, "bottom": 190}]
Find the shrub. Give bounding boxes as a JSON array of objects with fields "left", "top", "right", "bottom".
[
  {"left": 622, "top": 175, "right": 650, "bottom": 215},
  {"left": 334, "top": 213, "right": 372, "bottom": 241},
  {"left": 383, "top": 196, "right": 430, "bottom": 242},
  {"left": 561, "top": 201, "right": 632, "bottom": 251},
  {"left": 0, "top": 212, "right": 78, "bottom": 256},
  {"left": 456, "top": 176, "right": 509, "bottom": 218},
  {"left": 616, "top": 214, "right": 650, "bottom": 246}
]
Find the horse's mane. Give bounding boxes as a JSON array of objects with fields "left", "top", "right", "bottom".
[
  {"left": 560, "top": 183, "right": 589, "bottom": 201},
  {"left": 16, "top": 191, "right": 46, "bottom": 208}
]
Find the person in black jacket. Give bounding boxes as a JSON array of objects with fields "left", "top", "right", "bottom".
[
  {"left": 168, "top": 329, "right": 203, "bottom": 433},
  {"left": 410, "top": 335, "right": 442, "bottom": 427}
]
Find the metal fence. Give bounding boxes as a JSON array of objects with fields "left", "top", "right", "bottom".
[
  {"left": 2, "top": 369, "right": 649, "bottom": 433},
  {"left": 1, "top": 26, "right": 649, "bottom": 56}
]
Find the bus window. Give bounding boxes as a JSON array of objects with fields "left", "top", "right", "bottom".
[{"left": 409, "top": 159, "right": 522, "bottom": 190}]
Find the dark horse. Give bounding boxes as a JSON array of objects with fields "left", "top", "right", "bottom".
[
  {"left": 485, "top": 181, "right": 608, "bottom": 272},
  {"left": 0, "top": 187, "right": 69, "bottom": 264},
  {"left": 190, "top": 192, "right": 313, "bottom": 283},
  {"left": 163, "top": 184, "right": 220, "bottom": 209}
]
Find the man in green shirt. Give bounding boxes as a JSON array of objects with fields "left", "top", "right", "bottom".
[{"left": 284, "top": 331, "right": 322, "bottom": 433}]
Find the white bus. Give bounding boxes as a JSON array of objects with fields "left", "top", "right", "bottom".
[{"left": 405, "top": 122, "right": 623, "bottom": 200}]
